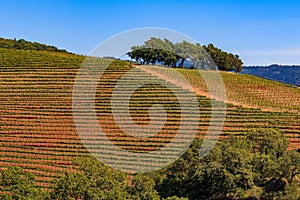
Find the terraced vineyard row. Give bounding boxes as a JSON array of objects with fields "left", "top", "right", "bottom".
[
  {"left": 143, "top": 66, "right": 300, "bottom": 112},
  {"left": 0, "top": 48, "right": 299, "bottom": 188}
]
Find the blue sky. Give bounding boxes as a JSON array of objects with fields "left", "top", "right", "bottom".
[{"left": 1, "top": 0, "right": 300, "bottom": 65}]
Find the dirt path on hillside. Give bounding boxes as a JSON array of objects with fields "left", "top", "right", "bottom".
[{"left": 136, "top": 65, "right": 299, "bottom": 114}]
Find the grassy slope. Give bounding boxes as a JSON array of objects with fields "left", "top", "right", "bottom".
[{"left": 0, "top": 48, "right": 299, "bottom": 188}]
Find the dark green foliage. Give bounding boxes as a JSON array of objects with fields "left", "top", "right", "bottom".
[
  {"left": 127, "top": 38, "right": 243, "bottom": 71},
  {"left": 0, "top": 37, "right": 68, "bottom": 53},
  {"left": 0, "top": 167, "right": 49, "bottom": 200},
  {"left": 155, "top": 128, "right": 300, "bottom": 200},
  {"left": 127, "top": 174, "right": 160, "bottom": 200},
  {"left": 50, "top": 157, "right": 161, "bottom": 200},
  {"left": 203, "top": 43, "right": 243, "bottom": 72},
  {"left": 279, "top": 150, "right": 300, "bottom": 185},
  {"left": 51, "top": 157, "right": 129, "bottom": 200},
  {"left": 245, "top": 128, "right": 289, "bottom": 157},
  {"left": 127, "top": 48, "right": 180, "bottom": 67}
]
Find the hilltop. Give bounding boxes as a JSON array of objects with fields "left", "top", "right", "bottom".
[{"left": 0, "top": 37, "right": 69, "bottom": 53}]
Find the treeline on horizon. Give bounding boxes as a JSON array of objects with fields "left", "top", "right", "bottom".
[
  {"left": 241, "top": 65, "right": 300, "bottom": 87},
  {"left": 244, "top": 64, "right": 300, "bottom": 68},
  {"left": 127, "top": 37, "right": 243, "bottom": 72},
  {"left": 0, "top": 37, "right": 69, "bottom": 53}
]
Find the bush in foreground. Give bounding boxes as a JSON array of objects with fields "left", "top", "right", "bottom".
[{"left": 0, "top": 128, "right": 299, "bottom": 199}]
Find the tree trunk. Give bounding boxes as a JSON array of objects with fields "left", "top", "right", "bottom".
[
  {"left": 290, "top": 170, "right": 295, "bottom": 185},
  {"left": 179, "top": 58, "right": 185, "bottom": 68}
]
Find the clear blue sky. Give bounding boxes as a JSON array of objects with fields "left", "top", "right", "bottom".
[{"left": 1, "top": 0, "right": 300, "bottom": 65}]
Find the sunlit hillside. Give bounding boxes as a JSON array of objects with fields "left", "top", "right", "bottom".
[{"left": 0, "top": 48, "right": 299, "bottom": 190}]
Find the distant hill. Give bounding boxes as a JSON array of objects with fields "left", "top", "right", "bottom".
[
  {"left": 0, "top": 37, "right": 69, "bottom": 53},
  {"left": 241, "top": 64, "right": 300, "bottom": 87}
]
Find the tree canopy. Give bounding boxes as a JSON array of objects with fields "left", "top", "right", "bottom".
[
  {"left": 127, "top": 37, "right": 243, "bottom": 72},
  {"left": 155, "top": 128, "right": 300, "bottom": 200},
  {"left": 0, "top": 167, "right": 48, "bottom": 199}
]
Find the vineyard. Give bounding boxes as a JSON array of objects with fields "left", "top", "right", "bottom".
[
  {"left": 138, "top": 66, "right": 300, "bottom": 112},
  {"left": 0, "top": 48, "right": 299, "bottom": 189}
]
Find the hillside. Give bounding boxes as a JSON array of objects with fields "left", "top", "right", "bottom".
[
  {"left": 241, "top": 65, "right": 300, "bottom": 87},
  {"left": 0, "top": 48, "right": 299, "bottom": 189},
  {"left": 137, "top": 65, "right": 300, "bottom": 112},
  {"left": 0, "top": 37, "right": 69, "bottom": 53},
  {"left": 174, "top": 67, "right": 298, "bottom": 112}
]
